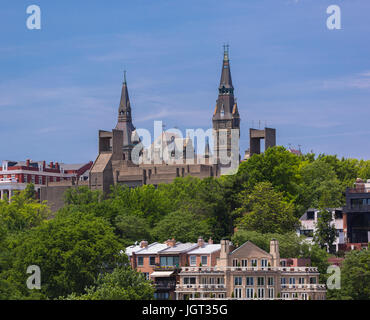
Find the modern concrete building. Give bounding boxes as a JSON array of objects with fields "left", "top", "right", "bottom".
[{"left": 342, "top": 178, "right": 370, "bottom": 249}]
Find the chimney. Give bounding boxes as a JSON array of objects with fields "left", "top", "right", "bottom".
[
  {"left": 166, "top": 238, "right": 176, "bottom": 247},
  {"left": 208, "top": 237, "right": 213, "bottom": 245},
  {"left": 26, "top": 159, "right": 30, "bottom": 167},
  {"left": 42, "top": 161, "right": 46, "bottom": 169},
  {"left": 140, "top": 240, "right": 148, "bottom": 248},
  {"left": 55, "top": 162, "right": 60, "bottom": 171},
  {"left": 197, "top": 236, "right": 205, "bottom": 247},
  {"left": 50, "top": 161, "right": 54, "bottom": 168},
  {"left": 270, "top": 239, "right": 280, "bottom": 267},
  {"left": 218, "top": 239, "right": 230, "bottom": 267}
]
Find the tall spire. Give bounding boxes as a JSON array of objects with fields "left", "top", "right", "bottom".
[
  {"left": 116, "top": 71, "right": 135, "bottom": 147},
  {"left": 220, "top": 44, "right": 233, "bottom": 89},
  {"left": 213, "top": 45, "right": 235, "bottom": 119},
  {"left": 212, "top": 45, "right": 241, "bottom": 167}
]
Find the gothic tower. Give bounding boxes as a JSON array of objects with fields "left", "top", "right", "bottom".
[
  {"left": 116, "top": 71, "right": 138, "bottom": 161},
  {"left": 212, "top": 45, "right": 240, "bottom": 166}
]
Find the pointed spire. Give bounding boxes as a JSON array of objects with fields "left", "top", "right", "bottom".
[
  {"left": 213, "top": 45, "right": 235, "bottom": 119},
  {"left": 220, "top": 44, "right": 233, "bottom": 89},
  {"left": 116, "top": 71, "right": 135, "bottom": 146}
]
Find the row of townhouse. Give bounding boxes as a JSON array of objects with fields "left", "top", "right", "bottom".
[{"left": 125, "top": 237, "right": 326, "bottom": 300}]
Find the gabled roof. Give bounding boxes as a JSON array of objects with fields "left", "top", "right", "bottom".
[{"left": 230, "top": 241, "right": 272, "bottom": 258}]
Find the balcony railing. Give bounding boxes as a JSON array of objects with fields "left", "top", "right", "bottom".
[
  {"left": 179, "top": 266, "right": 318, "bottom": 273},
  {"left": 176, "top": 284, "right": 226, "bottom": 291},
  {"left": 0, "top": 178, "right": 18, "bottom": 183},
  {"left": 153, "top": 265, "right": 180, "bottom": 272},
  {"left": 281, "top": 284, "right": 326, "bottom": 290},
  {"left": 155, "top": 282, "right": 177, "bottom": 290}
]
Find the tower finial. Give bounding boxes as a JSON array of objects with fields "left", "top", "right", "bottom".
[
  {"left": 123, "top": 70, "right": 127, "bottom": 84},
  {"left": 223, "top": 43, "right": 229, "bottom": 60}
]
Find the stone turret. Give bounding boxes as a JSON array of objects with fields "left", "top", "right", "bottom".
[
  {"left": 270, "top": 239, "right": 280, "bottom": 267},
  {"left": 218, "top": 239, "right": 231, "bottom": 267}
]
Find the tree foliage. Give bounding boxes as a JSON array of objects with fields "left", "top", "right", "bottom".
[
  {"left": 64, "top": 266, "right": 154, "bottom": 300},
  {"left": 235, "top": 182, "right": 299, "bottom": 234}
]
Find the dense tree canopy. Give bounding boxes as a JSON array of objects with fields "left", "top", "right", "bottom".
[
  {"left": 1, "top": 147, "right": 369, "bottom": 299},
  {"left": 64, "top": 266, "right": 154, "bottom": 300},
  {"left": 234, "top": 182, "right": 299, "bottom": 234},
  {"left": 327, "top": 248, "right": 370, "bottom": 300}
]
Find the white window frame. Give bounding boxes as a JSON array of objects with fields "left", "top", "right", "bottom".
[
  {"left": 190, "top": 255, "right": 196, "bottom": 266},
  {"left": 268, "top": 288, "right": 274, "bottom": 299},
  {"left": 201, "top": 255, "right": 208, "bottom": 266},
  {"left": 268, "top": 277, "right": 274, "bottom": 286},
  {"left": 234, "top": 276, "right": 242, "bottom": 286},
  {"left": 258, "top": 288, "right": 265, "bottom": 299},
  {"left": 149, "top": 256, "right": 156, "bottom": 266},
  {"left": 246, "top": 276, "right": 254, "bottom": 286},
  {"left": 246, "top": 288, "right": 254, "bottom": 299},
  {"left": 137, "top": 256, "right": 144, "bottom": 266},
  {"left": 234, "top": 288, "right": 242, "bottom": 299}
]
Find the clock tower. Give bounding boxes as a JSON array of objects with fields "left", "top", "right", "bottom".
[{"left": 212, "top": 45, "right": 240, "bottom": 168}]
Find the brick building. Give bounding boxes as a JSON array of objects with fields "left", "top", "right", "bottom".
[
  {"left": 176, "top": 239, "right": 326, "bottom": 300},
  {"left": 126, "top": 238, "right": 326, "bottom": 300},
  {"left": 0, "top": 159, "right": 92, "bottom": 202}
]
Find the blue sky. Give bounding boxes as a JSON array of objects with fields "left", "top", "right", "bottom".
[{"left": 1, "top": 0, "right": 370, "bottom": 163}]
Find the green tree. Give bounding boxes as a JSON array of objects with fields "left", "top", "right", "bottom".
[
  {"left": 296, "top": 160, "right": 344, "bottom": 212},
  {"left": 0, "top": 185, "right": 51, "bottom": 233},
  {"left": 4, "top": 211, "right": 123, "bottom": 299},
  {"left": 313, "top": 209, "right": 337, "bottom": 253},
  {"left": 234, "top": 146, "right": 302, "bottom": 197},
  {"left": 235, "top": 182, "right": 299, "bottom": 234},
  {"left": 358, "top": 160, "right": 370, "bottom": 180},
  {"left": 64, "top": 186, "right": 103, "bottom": 206},
  {"left": 327, "top": 248, "right": 370, "bottom": 300},
  {"left": 115, "top": 214, "right": 152, "bottom": 245},
  {"left": 151, "top": 210, "right": 212, "bottom": 243},
  {"left": 64, "top": 266, "right": 154, "bottom": 300}
]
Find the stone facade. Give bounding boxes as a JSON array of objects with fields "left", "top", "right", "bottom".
[
  {"left": 89, "top": 48, "right": 241, "bottom": 195},
  {"left": 176, "top": 239, "right": 326, "bottom": 300}
]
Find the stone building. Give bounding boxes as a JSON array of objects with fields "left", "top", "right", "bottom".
[
  {"left": 126, "top": 237, "right": 326, "bottom": 300},
  {"left": 89, "top": 46, "right": 241, "bottom": 195},
  {"left": 175, "top": 239, "right": 326, "bottom": 300}
]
